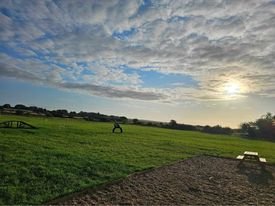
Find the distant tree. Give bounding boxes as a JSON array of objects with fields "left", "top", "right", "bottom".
[
  {"left": 203, "top": 125, "right": 232, "bottom": 135},
  {"left": 244, "top": 122, "right": 259, "bottom": 137},
  {"left": 247, "top": 126, "right": 259, "bottom": 137},
  {"left": 203, "top": 125, "right": 211, "bottom": 132},
  {"left": 240, "top": 113, "right": 275, "bottom": 139},
  {"left": 240, "top": 123, "right": 250, "bottom": 133},
  {"left": 69, "top": 111, "right": 77, "bottom": 118},
  {"left": 222, "top": 127, "right": 233, "bottom": 135},
  {"left": 119, "top": 116, "right": 128, "bottom": 124},
  {"left": 51, "top": 109, "right": 68, "bottom": 117},
  {"left": 79, "top": 111, "right": 87, "bottom": 117},
  {"left": 178, "top": 124, "right": 196, "bottom": 131},
  {"left": 2, "top": 104, "right": 11, "bottom": 108},
  {"left": 133, "top": 118, "right": 139, "bottom": 124},
  {"left": 203, "top": 125, "right": 218, "bottom": 134},
  {"left": 169, "top": 119, "right": 177, "bottom": 128},
  {"left": 15, "top": 110, "right": 24, "bottom": 115},
  {"left": 45, "top": 111, "right": 53, "bottom": 117},
  {"left": 15, "top": 104, "right": 27, "bottom": 110},
  {"left": 213, "top": 125, "right": 223, "bottom": 133},
  {"left": 29, "top": 106, "right": 38, "bottom": 112},
  {"left": 146, "top": 122, "right": 153, "bottom": 126},
  {"left": 255, "top": 113, "right": 274, "bottom": 139}
]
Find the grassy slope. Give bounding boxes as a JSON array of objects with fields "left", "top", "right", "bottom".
[{"left": 1, "top": 115, "right": 275, "bottom": 204}]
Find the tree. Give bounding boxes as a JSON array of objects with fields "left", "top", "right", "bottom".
[
  {"left": 203, "top": 125, "right": 232, "bottom": 135},
  {"left": 240, "top": 122, "right": 258, "bottom": 137},
  {"left": 240, "top": 123, "right": 250, "bottom": 133},
  {"left": 2, "top": 104, "right": 11, "bottom": 108},
  {"left": 222, "top": 127, "right": 233, "bottom": 135},
  {"left": 255, "top": 113, "right": 274, "bottom": 139},
  {"left": 146, "top": 122, "right": 153, "bottom": 126},
  {"left": 69, "top": 111, "right": 77, "bottom": 118},
  {"left": 15, "top": 110, "right": 24, "bottom": 115},
  {"left": 240, "top": 113, "right": 275, "bottom": 139},
  {"left": 169, "top": 119, "right": 177, "bottom": 128},
  {"left": 133, "top": 119, "right": 139, "bottom": 124},
  {"left": 51, "top": 109, "right": 68, "bottom": 117},
  {"left": 15, "top": 104, "right": 27, "bottom": 110},
  {"left": 119, "top": 116, "right": 128, "bottom": 124}
]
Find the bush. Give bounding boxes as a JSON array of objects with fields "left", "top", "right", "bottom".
[{"left": 240, "top": 113, "right": 275, "bottom": 140}]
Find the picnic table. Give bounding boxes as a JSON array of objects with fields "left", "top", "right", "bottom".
[{"left": 236, "top": 151, "right": 267, "bottom": 168}]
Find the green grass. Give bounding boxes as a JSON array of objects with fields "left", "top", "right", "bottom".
[{"left": 1, "top": 115, "right": 275, "bottom": 204}]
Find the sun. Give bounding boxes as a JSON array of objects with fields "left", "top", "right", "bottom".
[{"left": 224, "top": 81, "right": 241, "bottom": 96}]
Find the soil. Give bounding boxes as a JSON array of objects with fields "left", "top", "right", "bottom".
[{"left": 52, "top": 156, "right": 275, "bottom": 205}]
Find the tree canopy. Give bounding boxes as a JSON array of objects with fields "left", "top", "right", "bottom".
[{"left": 240, "top": 113, "right": 275, "bottom": 140}]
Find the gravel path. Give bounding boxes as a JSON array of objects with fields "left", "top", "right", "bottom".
[{"left": 52, "top": 156, "right": 275, "bottom": 205}]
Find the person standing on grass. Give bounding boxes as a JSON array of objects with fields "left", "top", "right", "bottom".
[{"left": 113, "top": 120, "right": 123, "bottom": 133}]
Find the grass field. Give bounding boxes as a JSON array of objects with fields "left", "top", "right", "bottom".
[{"left": 1, "top": 115, "right": 275, "bottom": 204}]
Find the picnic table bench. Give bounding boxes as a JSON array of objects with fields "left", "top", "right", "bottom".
[{"left": 237, "top": 151, "right": 267, "bottom": 168}]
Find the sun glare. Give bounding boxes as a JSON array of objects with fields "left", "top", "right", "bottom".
[{"left": 224, "top": 81, "right": 241, "bottom": 96}]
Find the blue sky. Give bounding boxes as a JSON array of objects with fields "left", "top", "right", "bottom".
[{"left": 1, "top": 0, "right": 275, "bottom": 127}]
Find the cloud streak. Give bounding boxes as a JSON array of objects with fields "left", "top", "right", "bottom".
[{"left": 58, "top": 82, "right": 166, "bottom": 101}]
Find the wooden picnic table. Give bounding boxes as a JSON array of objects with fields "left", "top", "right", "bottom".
[
  {"left": 237, "top": 151, "right": 267, "bottom": 168},
  {"left": 244, "top": 151, "right": 258, "bottom": 156}
]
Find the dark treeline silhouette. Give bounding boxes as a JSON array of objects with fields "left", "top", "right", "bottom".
[
  {"left": 240, "top": 113, "right": 275, "bottom": 140},
  {"left": 131, "top": 119, "right": 197, "bottom": 131},
  {"left": 1, "top": 104, "right": 233, "bottom": 135},
  {"left": 202, "top": 125, "right": 233, "bottom": 135},
  {"left": 165, "top": 119, "right": 197, "bottom": 131},
  {"left": 0, "top": 104, "right": 128, "bottom": 123},
  {"left": 131, "top": 119, "right": 233, "bottom": 135}
]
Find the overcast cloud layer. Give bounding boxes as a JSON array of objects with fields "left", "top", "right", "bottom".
[{"left": 1, "top": 0, "right": 275, "bottom": 102}]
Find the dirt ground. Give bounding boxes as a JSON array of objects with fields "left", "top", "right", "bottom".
[{"left": 53, "top": 156, "right": 275, "bottom": 205}]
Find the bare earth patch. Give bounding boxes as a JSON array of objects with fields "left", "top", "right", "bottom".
[{"left": 53, "top": 156, "right": 275, "bottom": 205}]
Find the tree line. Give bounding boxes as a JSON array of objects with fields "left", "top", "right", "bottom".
[
  {"left": 4, "top": 104, "right": 274, "bottom": 139},
  {"left": 131, "top": 119, "right": 233, "bottom": 135},
  {"left": 240, "top": 113, "right": 275, "bottom": 140},
  {"left": 0, "top": 103, "right": 234, "bottom": 135},
  {"left": 0, "top": 104, "right": 128, "bottom": 123}
]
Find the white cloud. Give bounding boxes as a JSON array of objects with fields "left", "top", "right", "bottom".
[{"left": 1, "top": 0, "right": 275, "bottom": 101}]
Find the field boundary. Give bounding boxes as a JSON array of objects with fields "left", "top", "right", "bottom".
[
  {"left": 45, "top": 156, "right": 196, "bottom": 204},
  {"left": 45, "top": 154, "right": 275, "bottom": 205}
]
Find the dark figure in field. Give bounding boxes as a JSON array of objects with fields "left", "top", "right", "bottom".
[{"left": 113, "top": 121, "right": 123, "bottom": 133}]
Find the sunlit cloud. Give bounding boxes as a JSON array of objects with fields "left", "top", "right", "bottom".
[{"left": 1, "top": 0, "right": 275, "bottom": 102}]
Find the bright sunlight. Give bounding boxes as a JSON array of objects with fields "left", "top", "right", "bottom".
[{"left": 224, "top": 81, "right": 241, "bottom": 96}]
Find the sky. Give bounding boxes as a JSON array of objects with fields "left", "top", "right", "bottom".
[{"left": 1, "top": 0, "right": 275, "bottom": 128}]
